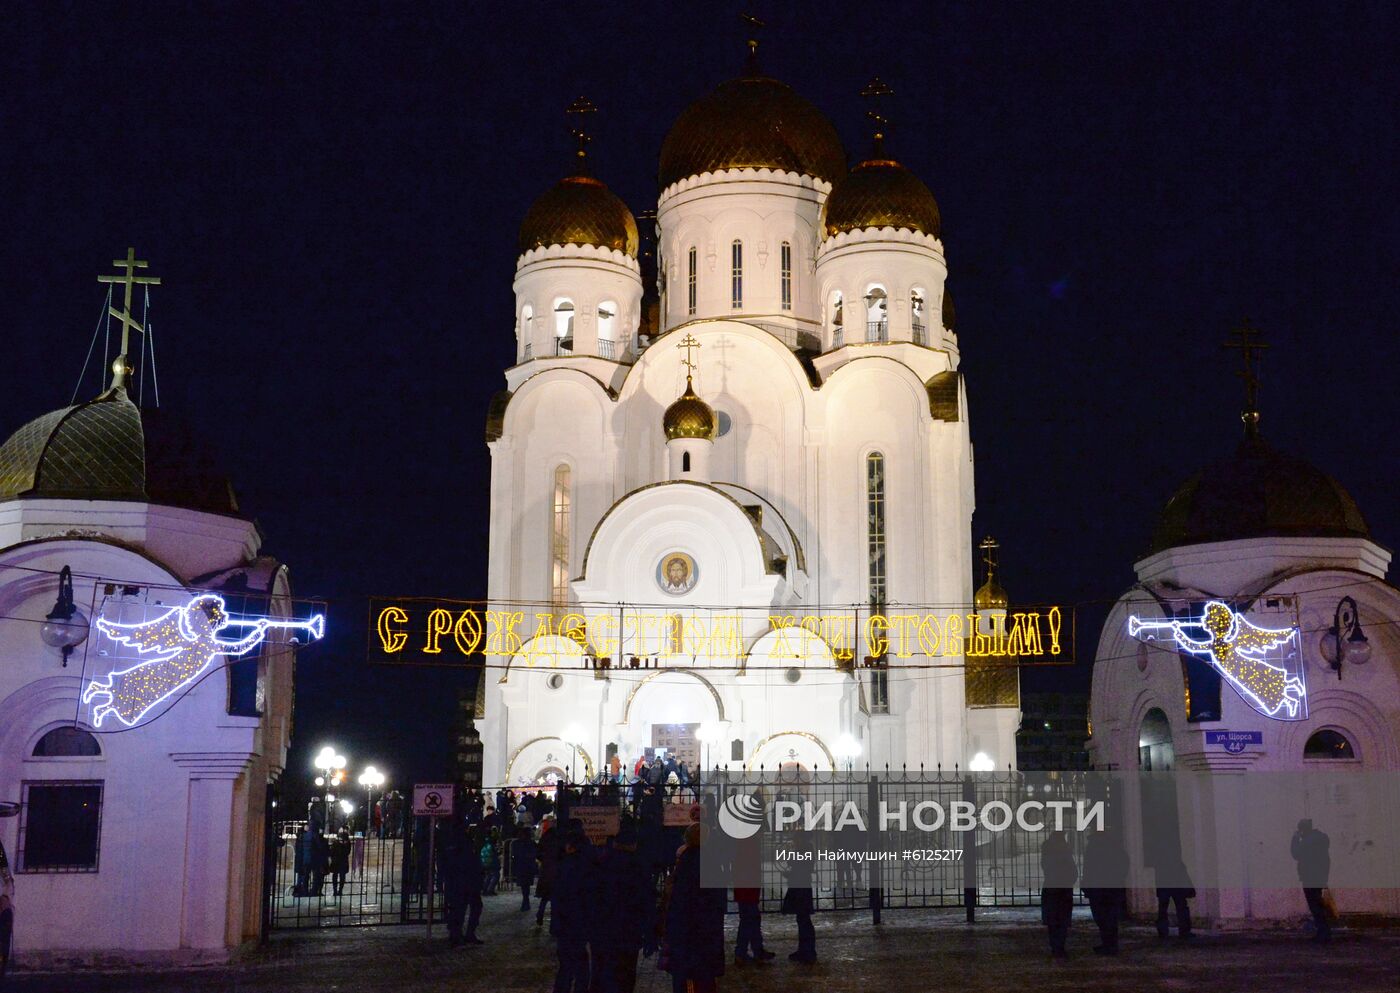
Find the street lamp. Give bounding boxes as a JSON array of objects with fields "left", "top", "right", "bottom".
[
  {"left": 1320, "top": 596, "right": 1371, "bottom": 680},
  {"left": 833, "top": 732, "right": 862, "bottom": 773},
  {"left": 359, "top": 766, "right": 386, "bottom": 837},
  {"left": 40, "top": 565, "right": 89, "bottom": 667},
  {"left": 696, "top": 722, "right": 726, "bottom": 777},
  {"left": 562, "top": 724, "right": 584, "bottom": 783},
  {"left": 969, "top": 752, "right": 995, "bottom": 772},
  {"left": 314, "top": 746, "right": 348, "bottom": 830}
]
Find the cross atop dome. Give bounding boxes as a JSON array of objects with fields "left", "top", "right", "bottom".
[
  {"left": 565, "top": 96, "right": 597, "bottom": 173},
  {"left": 740, "top": 13, "right": 765, "bottom": 76},
  {"left": 1224, "top": 320, "right": 1269, "bottom": 438},
  {"left": 677, "top": 332, "right": 701, "bottom": 381},
  {"left": 97, "top": 247, "right": 160, "bottom": 392},
  {"left": 860, "top": 77, "right": 894, "bottom": 159}
]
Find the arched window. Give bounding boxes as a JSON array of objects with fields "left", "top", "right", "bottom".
[
  {"left": 1138, "top": 707, "right": 1174, "bottom": 770},
  {"left": 33, "top": 726, "right": 101, "bottom": 757},
  {"left": 687, "top": 246, "right": 698, "bottom": 316},
  {"left": 865, "top": 286, "right": 888, "bottom": 342},
  {"left": 1304, "top": 729, "right": 1355, "bottom": 759},
  {"left": 730, "top": 240, "right": 743, "bottom": 309},
  {"left": 682, "top": 451, "right": 692, "bottom": 473},
  {"left": 911, "top": 289, "right": 926, "bottom": 344},
  {"left": 780, "top": 241, "right": 793, "bottom": 310},
  {"left": 553, "top": 300, "right": 574, "bottom": 355},
  {"left": 597, "top": 301, "right": 617, "bottom": 359},
  {"left": 866, "top": 452, "right": 889, "bottom": 713},
  {"left": 830, "top": 291, "right": 845, "bottom": 348},
  {"left": 551, "top": 465, "right": 572, "bottom": 608},
  {"left": 520, "top": 305, "right": 534, "bottom": 359}
]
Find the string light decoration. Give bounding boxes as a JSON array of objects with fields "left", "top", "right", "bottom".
[
  {"left": 1128, "top": 601, "right": 1305, "bottom": 720},
  {"left": 82, "top": 593, "right": 325, "bottom": 728}
]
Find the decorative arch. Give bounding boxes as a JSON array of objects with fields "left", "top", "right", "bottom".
[
  {"left": 746, "top": 730, "right": 835, "bottom": 771},
  {"left": 622, "top": 667, "right": 725, "bottom": 723},
  {"left": 503, "top": 735, "right": 595, "bottom": 785}
]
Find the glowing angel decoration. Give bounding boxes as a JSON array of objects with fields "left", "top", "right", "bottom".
[
  {"left": 1129, "top": 600, "right": 1305, "bottom": 718},
  {"left": 82, "top": 593, "right": 324, "bottom": 728}
]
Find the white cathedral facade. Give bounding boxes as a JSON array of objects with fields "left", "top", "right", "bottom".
[{"left": 479, "top": 71, "right": 1019, "bottom": 786}]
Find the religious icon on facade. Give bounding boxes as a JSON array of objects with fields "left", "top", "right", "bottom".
[{"left": 656, "top": 551, "right": 698, "bottom": 596}]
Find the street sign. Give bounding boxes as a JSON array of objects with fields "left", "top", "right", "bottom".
[
  {"left": 413, "top": 783, "right": 455, "bottom": 817},
  {"left": 1204, "top": 730, "right": 1264, "bottom": 754}
]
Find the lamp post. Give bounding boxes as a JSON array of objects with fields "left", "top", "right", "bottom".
[
  {"left": 1320, "top": 596, "right": 1371, "bottom": 681},
  {"left": 40, "top": 565, "right": 89, "bottom": 667},
  {"left": 833, "top": 732, "right": 862, "bottom": 773},
  {"left": 359, "top": 766, "right": 386, "bottom": 838},
  {"left": 313, "top": 746, "right": 347, "bottom": 832},
  {"left": 696, "top": 722, "right": 726, "bottom": 779}
]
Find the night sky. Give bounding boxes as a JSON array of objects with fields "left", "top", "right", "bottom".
[{"left": 5, "top": 3, "right": 1397, "bottom": 790}]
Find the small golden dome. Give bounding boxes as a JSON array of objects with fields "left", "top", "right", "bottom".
[
  {"left": 518, "top": 174, "right": 639, "bottom": 257},
  {"left": 662, "top": 378, "right": 717, "bottom": 441},
  {"left": 659, "top": 76, "right": 847, "bottom": 190},
  {"left": 822, "top": 158, "right": 941, "bottom": 239},
  {"left": 974, "top": 575, "right": 1009, "bottom": 611}
]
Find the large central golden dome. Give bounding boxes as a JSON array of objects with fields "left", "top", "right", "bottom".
[
  {"left": 518, "top": 174, "right": 640, "bottom": 257},
  {"left": 659, "top": 76, "right": 847, "bottom": 190}
]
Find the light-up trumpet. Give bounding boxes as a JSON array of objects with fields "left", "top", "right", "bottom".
[{"left": 219, "top": 614, "right": 325, "bottom": 643}]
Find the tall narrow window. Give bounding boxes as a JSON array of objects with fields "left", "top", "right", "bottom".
[
  {"left": 687, "top": 246, "right": 697, "bottom": 316},
  {"left": 551, "top": 465, "right": 572, "bottom": 608},
  {"left": 682, "top": 451, "right": 692, "bottom": 473},
  {"left": 866, "top": 452, "right": 890, "bottom": 713},
  {"left": 730, "top": 240, "right": 743, "bottom": 309},
  {"left": 780, "top": 241, "right": 792, "bottom": 310}
]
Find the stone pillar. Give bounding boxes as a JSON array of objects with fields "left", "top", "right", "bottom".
[{"left": 171, "top": 752, "right": 254, "bottom": 952}]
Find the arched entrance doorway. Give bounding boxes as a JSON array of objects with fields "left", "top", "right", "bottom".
[{"left": 621, "top": 669, "right": 725, "bottom": 772}]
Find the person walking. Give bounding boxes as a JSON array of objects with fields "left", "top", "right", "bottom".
[
  {"left": 604, "top": 818, "right": 656, "bottom": 993},
  {"left": 1040, "top": 830, "right": 1077, "bottom": 958},
  {"left": 536, "top": 814, "right": 561, "bottom": 927},
  {"left": 481, "top": 828, "right": 502, "bottom": 896},
  {"left": 551, "top": 821, "right": 594, "bottom": 993},
  {"left": 461, "top": 824, "right": 486, "bottom": 945},
  {"left": 1082, "top": 827, "right": 1128, "bottom": 955},
  {"left": 733, "top": 819, "right": 774, "bottom": 964},
  {"left": 1291, "top": 819, "right": 1332, "bottom": 941},
  {"left": 663, "top": 822, "right": 727, "bottom": 992},
  {"left": 1155, "top": 858, "right": 1195, "bottom": 939},
  {"left": 513, "top": 824, "right": 538, "bottom": 912}
]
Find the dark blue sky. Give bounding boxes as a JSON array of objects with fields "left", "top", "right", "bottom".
[{"left": 4, "top": 2, "right": 1396, "bottom": 786}]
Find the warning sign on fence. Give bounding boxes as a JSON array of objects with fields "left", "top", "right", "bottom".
[
  {"left": 663, "top": 802, "right": 704, "bottom": 827},
  {"left": 413, "top": 783, "right": 455, "bottom": 817},
  {"left": 574, "top": 804, "right": 621, "bottom": 843}
]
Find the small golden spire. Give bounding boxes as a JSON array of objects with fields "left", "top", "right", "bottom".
[
  {"left": 860, "top": 77, "right": 894, "bottom": 159},
  {"left": 96, "top": 247, "right": 160, "bottom": 392},
  {"left": 1224, "top": 319, "right": 1269, "bottom": 439},
  {"left": 565, "top": 97, "right": 597, "bottom": 174},
  {"left": 975, "top": 535, "right": 1008, "bottom": 611}
]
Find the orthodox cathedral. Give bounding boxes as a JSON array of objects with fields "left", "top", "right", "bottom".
[{"left": 479, "top": 61, "right": 1019, "bottom": 785}]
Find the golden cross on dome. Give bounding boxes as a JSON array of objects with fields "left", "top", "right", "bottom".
[
  {"left": 740, "top": 13, "right": 765, "bottom": 75},
  {"left": 96, "top": 247, "right": 160, "bottom": 391},
  {"left": 861, "top": 77, "right": 895, "bottom": 158},
  {"left": 566, "top": 97, "right": 597, "bottom": 171},
  {"left": 1224, "top": 319, "right": 1269, "bottom": 437},
  {"left": 677, "top": 333, "right": 701, "bottom": 380}
]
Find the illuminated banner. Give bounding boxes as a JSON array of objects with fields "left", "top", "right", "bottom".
[
  {"left": 369, "top": 598, "right": 1068, "bottom": 668},
  {"left": 82, "top": 592, "right": 325, "bottom": 728},
  {"left": 1129, "top": 600, "right": 1306, "bottom": 720}
]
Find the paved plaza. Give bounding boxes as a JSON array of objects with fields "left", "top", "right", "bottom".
[{"left": 10, "top": 895, "right": 1400, "bottom": 993}]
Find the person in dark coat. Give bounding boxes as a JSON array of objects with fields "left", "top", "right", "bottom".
[
  {"left": 329, "top": 828, "right": 352, "bottom": 898},
  {"left": 664, "top": 822, "right": 727, "bottom": 992},
  {"left": 462, "top": 825, "right": 485, "bottom": 944},
  {"left": 600, "top": 819, "right": 656, "bottom": 993},
  {"left": 310, "top": 826, "right": 330, "bottom": 897},
  {"left": 781, "top": 833, "right": 817, "bottom": 964},
  {"left": 536, "top": 815, "right": 561, "bottom": 926},
  {"left": 551, "top": 821, "right": 594, "bottom": 993},
  {"left": 512, "top": 825, "right": 538, "bottom": 912},
  {"left": 441, "top": 820, "right": 470, "bottom": 946},
  {"left": 733, "top": 817, "right": 774, "bottom": 963},
  {"left": 1155, "top": 858, "right": 1195, "bottom": 938},
  {"left": 1040, "top": 830, "right": 1077, "bottom": 957},
  {"left": 1082, "top": 828, "right": 1129, "bottom": 955},
  {"left": 1291, "top": 819, "right": 1331, "bottom": 941}
]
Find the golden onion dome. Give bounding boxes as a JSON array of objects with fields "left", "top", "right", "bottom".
[
  {"left": 662, "top": 378, "right": 717, "bottom": 441},
  {"left": 659, "top": 76, "right": 847, "bottom": 190},
  {"left": 518, "top": 174, "right": 639, "bottom": 257},
  {"left": 822, "top": 158, "right": 941, "bottom": 239},
  {"left": 974, "top": 575, "right": 1009, "bottom": 612}
]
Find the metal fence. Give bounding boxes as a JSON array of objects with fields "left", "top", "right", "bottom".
[{"left": 266, "top": 772, "right": 1087, "bottom": 930}]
